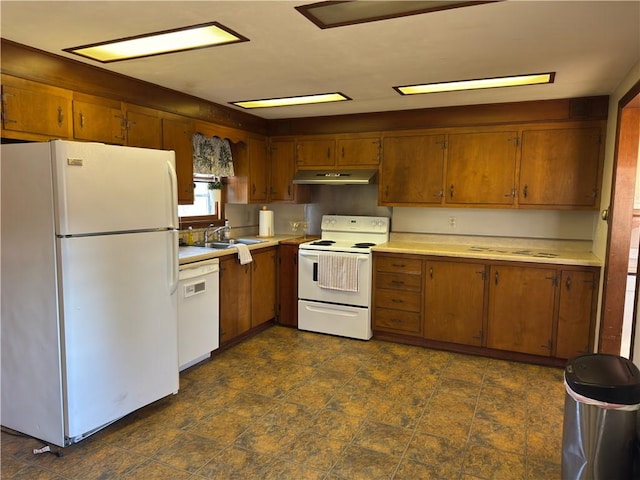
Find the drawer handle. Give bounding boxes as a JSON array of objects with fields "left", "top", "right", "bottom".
[
  {"left": 390, "top": 280, "right": 405, "bottom": 285},
  {"left": 391, "top": 299, "right": 403, "bottom": 304},
  {"left": 391, "top": 263, "right": 405, "bottom": 268}
]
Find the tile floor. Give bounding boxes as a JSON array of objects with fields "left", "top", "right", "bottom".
[{"left": 1, "top": 326, "right": 565, "bottom": 479}]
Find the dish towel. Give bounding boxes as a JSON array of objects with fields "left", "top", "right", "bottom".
[
  {"left": 317, "top": 253, "right": 359, "bottom": 292},
  {"left": 236, "top": 244, "right": 253, "bottom": 265}
]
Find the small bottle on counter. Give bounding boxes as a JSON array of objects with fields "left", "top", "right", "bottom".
[
  {"left": 224, "top": 219, "right": 231, "bottom": 240},
  {"left": 187, "top": 226, "right": 194, "bottom": 245}
]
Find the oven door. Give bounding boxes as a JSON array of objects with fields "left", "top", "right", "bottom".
[{"left": 298, "top": 249, "right": 372, "bottom": 307}]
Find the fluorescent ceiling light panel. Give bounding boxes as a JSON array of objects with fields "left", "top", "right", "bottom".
[
  {"left": 395, "top": 73, "right": 556, "bottom": 95},
  {"left": 296, "top": 0, "right": 500, "bottom": 29},
  {"left": 64, "top": 22, "right": 248, "bottom": 63},
  {"left": 231, "top": 92, "right": 351, "bottom": 109}
]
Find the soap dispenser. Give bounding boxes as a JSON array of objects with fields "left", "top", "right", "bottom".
[{"left": 224, "top": 219, "right": 231, "bottom": 240}]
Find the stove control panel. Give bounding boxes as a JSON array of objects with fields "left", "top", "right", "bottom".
[{"left": 321, "top": 215, "right": 390, "bottom": 233}]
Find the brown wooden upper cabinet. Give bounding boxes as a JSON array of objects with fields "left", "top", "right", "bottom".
[
  {"left": 124, "top": 104, "right": 162, "bottom": 149},
  {"left": 380, "top": 134, "right": 446, "bottom": 205},
  {"left": 162, "top": 116, "right": 194, "bottom": 205},
  {"left": 337, "top": 135, "right": 381, "bottom": 166},
  {"left": 519, "top": 125, "right": 603, "bottom": 208},
  {"left": 1, "top": 75, "right": 73, "bottom": 141},
  {"left": 295, "top": 136, "right": 335, "bottom": 168},
  {"left": 446, "top": 130, "right": 518, "bottom": 206},
  {"left": 73, "top": 94, "right": 125, "bottom": 145},
  {"left": 295, "top": 134, "right": 381, "bottom": 169}
]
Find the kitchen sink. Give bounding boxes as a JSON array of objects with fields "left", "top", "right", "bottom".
[{"left": 192, "top": 238, "right": 267, "bottom": 249}]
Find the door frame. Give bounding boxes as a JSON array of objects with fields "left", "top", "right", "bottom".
[{"left": 599, "top": 80, "right": 640, "bottom": 354}]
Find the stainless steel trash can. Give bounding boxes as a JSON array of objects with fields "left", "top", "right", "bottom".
[{"left": 562, "top": 354, "right": 640, "bottom": 480}]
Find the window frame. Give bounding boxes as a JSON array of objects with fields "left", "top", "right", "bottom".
[{"left": 178, "top": 177, "right": 227, "bottom": 230}]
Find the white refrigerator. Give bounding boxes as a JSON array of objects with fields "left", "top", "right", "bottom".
[{"left": 1, "top": 140, "right": 180, "bottom": 447}]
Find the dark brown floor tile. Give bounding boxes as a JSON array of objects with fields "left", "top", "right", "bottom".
[
  {"left": 282, "top": 381, "right": 335, "bottom": 410},
  {"left": 59, "top": 444, "right": 147, "bottom": 479},
  {"left": 527, "top": 457, "right": 561, "bottom": 480},
  {"left": 331, "top": 444, "right": 401, "bottom": 480},
  {"left": 462, "top": 443, "right": 526, "bottom": 480},
  {"left": 404, "top": 431, "right": 465, "bottom": 470},
  {"left": 527, "top": 430, "right": 562, "bottom": 465},
  {"left": 394, "top": 457, "right": 461, "bottom": 480},
  {"left": 306, "top": 408, "right": 365, "bottom": 442},
  {"left": 261, "top": 459, "right": 327, "bottom": 480},
  {"left": 441, "top": 354, "right": 489, "bottom": 384},
  {"left": 468, "top": 417, "right": 526, "bottom": 454},
  {"left": 366, "top": 395, "right": 428, "bottom": 429},
  {"left": 418, "top": 405, "right": 474, "bottom": 441},
  {"left": 152, "top": 431, "right": 221, "bottom": 473},
  {"left": 223, "top": 391, "right": 276, "bottom": 420},
  {"left": 196, "top": 445, "right": 273, "bottom": 479},
  {"left": 352, "top": 420, "right": 413, "bottom": 456},
  {"left": 279, "top": 430, "right": 347, "bottom": 471},
  {"left": 5, "top": 465, "right": 67, "bottom": 480},
  {"left": 233, "top": 422, "right": 300, "bottom": 456},
  {"left": 187, "top": 409, "right": 251, "bottom": 444},
  {"left": 101, "top": 416, "right": 184, "bottom": 456},
  {"left": 121, "top": 459, "right": 194, "bottom": 479}
]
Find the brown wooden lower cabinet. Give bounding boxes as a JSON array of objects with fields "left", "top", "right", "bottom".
[
  {"left": 372, "top": 251, "right": 600, "bottom": 364},
  {"left": 278, "top": 243, "right": 299, "bottom": 327},
  {"left": 424, "top": 260, "right": 485, "bottom": 346},
  {"left": 220, "top": 247, "right": 277, "bottom": 345},
  {"left": 251, "top": 248, "right": 277, "bottom": 328},
  {"left": 486, "top": 265, "right": 556, "bottom": 356},
  {"left": 219, "top": 256, "right": 251, "bottom": 345}
]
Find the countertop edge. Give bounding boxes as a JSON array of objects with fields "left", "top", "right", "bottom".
[
  {"left": 179, "top": 235, "right": 303, "bottom": 265},
  {"left": 372, "top": 243, "right": 602, "bottom": 267}
]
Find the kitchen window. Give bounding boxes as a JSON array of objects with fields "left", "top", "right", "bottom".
[{"left": 178, "top": 177, "right": 226, "bottom": 229}]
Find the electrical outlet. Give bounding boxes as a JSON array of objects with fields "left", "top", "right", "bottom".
[{"left": 449, "top": 216, "right": 456, "bottom": 228}]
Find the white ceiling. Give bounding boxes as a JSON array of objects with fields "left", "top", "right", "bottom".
[{"left": 1, "top": 1, "right": 639, "bottom": 120}]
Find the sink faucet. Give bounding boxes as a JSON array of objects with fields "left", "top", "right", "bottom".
[{"left": 204, "top": 224, "right": 227, "bottom": 243}]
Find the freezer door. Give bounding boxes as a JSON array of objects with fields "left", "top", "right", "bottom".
[
  {"left": 57, "top": 230, "right": 178, "bottom": 442},
  {"left": 51, "top": 140, "right": 178, "bottom": 235}
]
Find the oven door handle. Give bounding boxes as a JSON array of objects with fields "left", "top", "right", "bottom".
[{"left": 299, "top": 251, "right": 370, "bottom": 262}]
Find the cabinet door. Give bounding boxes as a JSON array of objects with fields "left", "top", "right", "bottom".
[
  {"left": 556, "top": 270, "right": 597, "bottom": 359},
  {"left": 162, "top": 117, "right": 194, "bottom": 205},
  {"left": 424, "top": 261, "right": 486, "bottom": 346},
  {"left": 219, "top": 257, "right": 251, "bottom": 344},
  {"left": 251, "top": 248, "right": 277, "bottom": 327},
  {"left": 126, "top": 107, "right": 162, "bottom": 149},
  {"left": 270, "top": 139, "right": 295, "bottom": 202},
  {"left": 278, "top": 244, "right": 299, "bottom": 327},
  {"left": 487, "top": 265, "right": 556, "bottom": 356},
  {"left": 381, "top": 134, "right": 446, "bottom": 205},
  {"left": 248, "top": 137, "right": 269, "bottom": 203},
  {"left": 73, "top": 98, "right": 125, "bottom": 144},
  {"left": 295, "top": 137, "right": 335, "bottom": 168},
  {"left": 1, "top": 82, "right": 72, "bottom": 139},
  {"left": 337, "top": 136, "right": 381, "bottom": 166},
  {"left": 446, "top": 131, "right": 517, "bottom": 205},
  {"left": 519, "top": 127, "right": 602, "bottom": 208}
]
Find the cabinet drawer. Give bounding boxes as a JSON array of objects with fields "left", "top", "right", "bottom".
[
  {"left": 375, "top": 256, "right": 422, "bottom": 275},
  {"left": 376, "top": 272, "right": 421, "bottom": 291},
  {"left": 374, "top": 308, "right": 422, "bottom": 334},
  {"left": 375, "top": 290, "right": 421, "bottom": 312}
]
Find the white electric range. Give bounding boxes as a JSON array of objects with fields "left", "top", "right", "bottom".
[{"left": 298, "top": 215, "right": 390, "bottom": 340}]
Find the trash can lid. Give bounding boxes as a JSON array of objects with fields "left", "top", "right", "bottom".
[{"left": 565, "top": 354, "right": 640, "bottom": 404}]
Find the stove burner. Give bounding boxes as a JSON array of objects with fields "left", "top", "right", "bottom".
[
  {"left": 311, "top": 240, "right": 336, "bottom": 246},
  {"left": 352, "top": 242, "right": 376, "bottom": 248}
]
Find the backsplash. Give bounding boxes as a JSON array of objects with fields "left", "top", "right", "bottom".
[{"left": 180, "top": 184, "right": 599, "bottom": 243}]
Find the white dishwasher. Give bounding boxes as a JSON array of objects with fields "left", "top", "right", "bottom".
[{"left": 178, "top": 258, "right": 219, "bottom": 371}]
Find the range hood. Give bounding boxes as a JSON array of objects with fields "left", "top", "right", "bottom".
[{"left": 292, "top": 169, "right": 378, "bottom": 185}]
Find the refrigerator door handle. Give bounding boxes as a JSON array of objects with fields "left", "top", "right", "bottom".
[
  {"left": 167, "top": 159, "right": 179, "bottom": 229},
  {"left": 169, "top": 230, "right": 179, "bottom": 294}
]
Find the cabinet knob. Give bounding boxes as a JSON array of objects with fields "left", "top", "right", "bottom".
[
  {"left": 449, "top": 185, "right": 455, "bottom": 198},
  {"left": 523, "top": 184, "right": 528, "bottom": 199},
  {"left": 57, "top": 106, "right": 64, "bottom": 126}
]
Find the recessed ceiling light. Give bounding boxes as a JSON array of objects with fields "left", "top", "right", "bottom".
[
  {"left": 296, "top": 0, "right": 501, "bottom": 29},
  {"left": 64, "top": 22, "right": 249, "bottom": 63},
  {"left": 394, "top": 73, "right": 556, "bottom": 95},
  {"left": 231, "top": 92, "right": 351, "bottom": 109}
]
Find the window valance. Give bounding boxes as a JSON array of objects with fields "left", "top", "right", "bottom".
[{"left": 192, "top": 133, "right": 235, "bottom": 177}]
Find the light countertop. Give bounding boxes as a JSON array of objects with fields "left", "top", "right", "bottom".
[
  {"left": 373, "top": 233, "right": 602, "bottom": 267},
  {"left": 179, "top": 235, "right": 299, "bottom": 265}
]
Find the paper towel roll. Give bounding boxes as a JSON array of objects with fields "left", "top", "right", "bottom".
[{"left": 259, "top": 208, "right": 274, "bottom": 237}]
